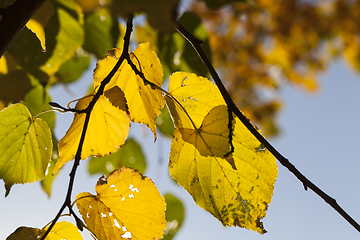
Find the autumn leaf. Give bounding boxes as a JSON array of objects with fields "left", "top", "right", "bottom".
[
  {"left": 54, "top": 87, "right": 130, "bottom": 175},
  {"left": 166, "top": 72, "right": 277, "bottom": 233},
  {"left": 93, "top": 42, "right": 165, "bottom": 139},
  {"left": 6, "top": 226, "right": 41, "bottom": 240},
  {"left": 75, "top": 167, "right": 166, "bottom": 240},
  {"left": 25, "top": 0, "right": 54, "bottom": 51},
  {"left": 165, "top": 72, "right": 226, "bottom": 129},
  {"left": 0, "top": 103, "right": 52, "bottom": 196},
  {"left": 6, "top": 221, "right": 82, "bottom": 240}
]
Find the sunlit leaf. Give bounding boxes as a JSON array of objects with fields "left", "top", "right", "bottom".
[
  {"left": 75, "top": 167, "right": 166, "bottom": 240},
  {"left": 25, "top": 0, "right": 54, "bottom": 51},
  {"left": 166, "top": 72, "right": 277, "bottom": 233},
  {"left": 0, "top": 104, "right": 52, "bottom": 196},
  {"left": 88, "top": 137, "right": 146, "bottom": 175},
  {"left": 41, "top": 221, "right": 83, "bottom": 240},
  {"left": 0, "top": 53, "right": 18, "bottom": 75},
  {"left": 93, "top": 42, "right": 165, "bottom": 138},
  {"left": 163, "top": 193, "right": 184, "bottom": 240},
  {"left": 166, "top": 72, "right": 225, "bottom": 129},
  {"left": 41, "top": 137, "right": 58, "bottom": 197},
  {"left": 7, "top": 221, "right": 82, "bottom": 240},
  {"left": 83, "top": 9, "right": 120, "bottom": 59},
  {"left": 54, "top": 87, "right": 130, "bottom": 175}
]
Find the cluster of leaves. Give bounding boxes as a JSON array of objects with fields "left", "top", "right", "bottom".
[
  {"left": 0, "top": 0, "right": 279, "bottom": 239},
  {"left": 2, "top": 0, "right": 360, "bottom": 239},
  {"left": 2, "top": 26, "right": 277, "bottom": 239}
]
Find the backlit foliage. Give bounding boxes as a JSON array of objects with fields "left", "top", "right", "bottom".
[{"left": 1, "top": 0, "right": 359, "bottom": 239}]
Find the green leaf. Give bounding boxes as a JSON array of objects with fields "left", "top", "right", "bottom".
[
  {"left": 178, "top": 12, "right": 212, "bottom": 77},
  {"left": 156, "top": 105, "right": 175, "bottom": 138},
  {"left": 0, "top": 104, "right": 52, "bottom": 196},
  {"left": 0, "top": 70, "right": 32, "bottom": 108},
  {"left": 83, "top": 9, "right": 120, "bottom": 59},
  {"left": 40, "top": 137, "right": 58, "bottom": 197},
  {"left": 23, "top": 85, "right": 55, "bottom": 130},
  {"left": 157, "top": 12, "right": 211, "bottom": 78},
  {"left": 163, "top": 193, "right": 185, "bottom": 240},
  {"left": 56, "top": 50, "right": 91, "bottom": 84},
  {"left": 7, "top": 0, "right": 84, "bottom": 81},
  {"left": 88, "top": 138, "right": 146, "bottom": 175},
  {"left": 6, "top": 226, "right": 41, "bottom": 240}
]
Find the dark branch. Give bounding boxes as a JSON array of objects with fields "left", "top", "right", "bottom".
[
  {"left": 0, "top": 0, "right": 47, "bottom": 58},
  {"left": 40, "top": 14, "right": 134, "bottom": 240},
  {"left": 175, "top": 21, "right": 360, "bottom": 233}
]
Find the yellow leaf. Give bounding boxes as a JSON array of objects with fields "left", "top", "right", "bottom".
[
  {"left": 26, "top": 0, "right": 54, "bottom": 52},
  {"left": 75, "top": 167, "right": 166, "bottom": 240},
  {"left": 166, "top": 72, "right": 277, "bottom": 233},
  {"left": 41, "top": 221, "right": 83, "bottom": 240},
  {"left": 6, "top": 222, "right": 82, "bottom": 240},
  {"left": 54, "top": 87, "right": 130, "bottom": 175},
  {"left": 166, "top": 72, "right": 226, "bottom": 129},
  {"left": 93, "top": 42, "right": 164, "bottom": 138}
]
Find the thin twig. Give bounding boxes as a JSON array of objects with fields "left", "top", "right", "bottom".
[
  {"left": 175, "top": 21, "right": 360, "bottom": 233},
  {"left": 39, "top": 15, "right": 134, "bottom": 240}
]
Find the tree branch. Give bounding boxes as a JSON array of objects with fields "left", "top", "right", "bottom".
[
  {"left": 175, "top": 21, "right": 360, "bottom": 233},
  {"left": 0, "top": 0, "right": 47, "bottom": 58},
  {"left": 40, "top": 14, "right": 134, "bottom": 240}
]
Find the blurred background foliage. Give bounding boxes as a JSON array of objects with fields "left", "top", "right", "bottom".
[{"left": 1, "top": 0, "right": 360, "bottom": 238}]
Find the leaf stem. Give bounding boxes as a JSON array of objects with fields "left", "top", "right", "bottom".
[
  {"left": 39, "top": 14, "right": 134, "bottom": 240},
  {"left": 175, "top": 21, "right": 360, "bottom": 233}
]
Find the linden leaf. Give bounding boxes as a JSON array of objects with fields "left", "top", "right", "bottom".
[
  {"left": 25, "top": 0, "right": 54, "bottom": 51},
  {"left": 166, "top": 72, "right": 277, "bottom": 233},
  {"left": 6, "top": 226, "right": 41, "bottom": 240},
  {"left": 88, "top": 137, "right": 146, "bottom": 176},
  {"left": 93, "top": 42, "right": 164, "bottom": 139},
  {"left": 54, "top": 87, "right": 130, "bottom": 175},
  {"left": 163, "top": 193, "right": 185, "bottom": 240},
  {"left": 6, "top": 222, "right": 82, "bottom": 240},
  {"left": 0, "top": 103, "right": 52, "bottom": 196},
  {"left": 41, "top": 221, "right": 83, "bottom": 240},
  {"left": 75, "top": 167, "right": 166, "bottom": 240},
  {"left": 166, "top": 72, "right": 226, "bottom": 129}
]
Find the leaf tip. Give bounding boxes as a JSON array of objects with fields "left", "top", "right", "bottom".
[{"left": 4, "top": 182, "right": 13, "bottom": 197}]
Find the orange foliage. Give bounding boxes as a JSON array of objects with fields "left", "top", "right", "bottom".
[{"left": 191, "top": 0, "right": 360, "bottom": 135}]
